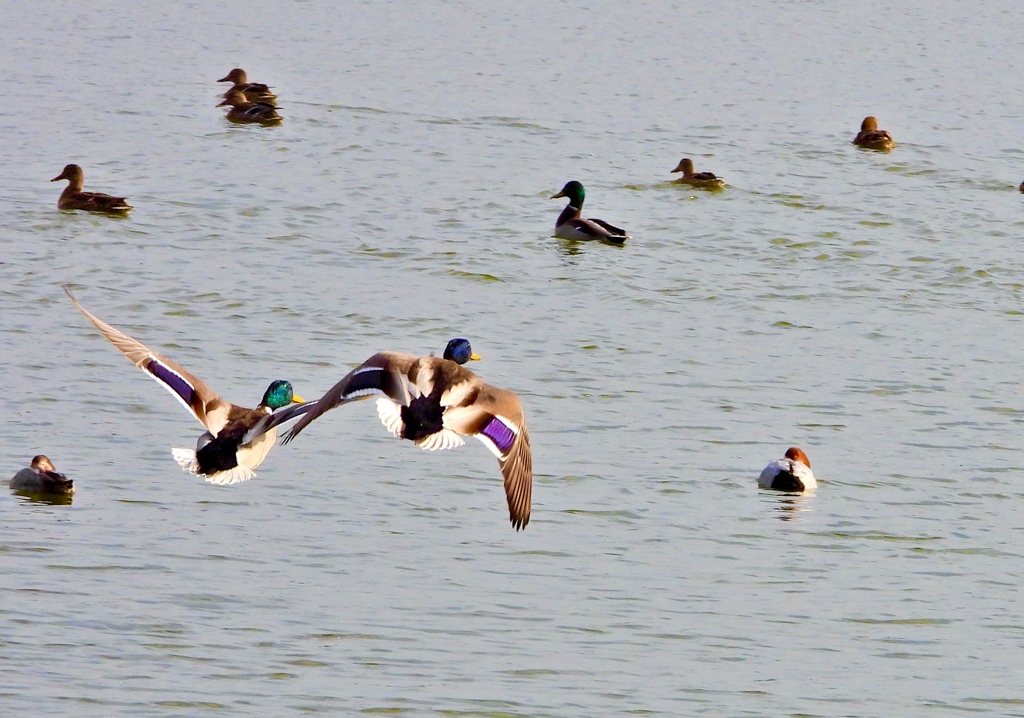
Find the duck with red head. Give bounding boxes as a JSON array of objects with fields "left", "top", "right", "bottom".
[{"left": 758, "top": 447, "right": 817, "bottom": 493}]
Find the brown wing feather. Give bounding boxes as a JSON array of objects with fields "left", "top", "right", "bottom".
[
  {"left": 442, "top": 384, "right": 533, "bottom": 530},
  {"left": 500, "top": 424, "right": 532, "bottom": 530},
  {"left": 65, "top": 288, "right": 228, "bottom": 431},
  {"left": 282, "top": 351, "right": 419, "bottom": 442}
]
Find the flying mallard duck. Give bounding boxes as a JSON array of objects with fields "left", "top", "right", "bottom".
[
  {"left": 65, "top": 288, "right": 309, "bottom": 485},
  {"left": 218, "top": 88, "right": 282, "bottom": 125},
  {"left": 670, "top": 158, "right": 726, "bottom": 189},
  {"left": 51, "top": 164, "right": 132, "bottom": 214},
  {"left": 10, "top": 455, "right": 74, "bottom": 495},
  {"left": 758, "top": 447, "right": 817, "bottom": 493},
  {"left": 852, "top": 116, "right": 895, "bottom": 151},
  {"left": 218, "top": 68, "right": 277, "bottom": 105},
  {"left": 277, "top": 338, "right": 533, "bottom": 530},
  {"left": 550, "top": 181, "right": 630, "bottom": 244}
]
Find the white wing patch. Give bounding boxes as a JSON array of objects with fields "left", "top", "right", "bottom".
[
  {"left": 205, "top": 465, "right": 256, "bottom": 485},
  {"left": 376, "top": 397, "right": 463, "bottom": 451},
  {"left": 170, "top": 447, "right": 256, "bottom": 484},
  {"left": 416, "top": 429, "right": 465, "bottom": 452},
  {"left": 376, "top": 398, "right": 405, "bottom": 438},
  {"left": 172, "top": 447, "right": 200, "bottom": 474}
]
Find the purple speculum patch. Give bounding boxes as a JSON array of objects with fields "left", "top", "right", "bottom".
[
  {"left": 481, "top": 417, "right": 515, "bottom": 454},
  {"left": 147, "top": 359, "right": 195, "bottom": 405}
]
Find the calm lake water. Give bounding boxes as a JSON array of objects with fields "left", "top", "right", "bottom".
[{"left": 4, "top": 1, "right": 1024, "bottom": 715}]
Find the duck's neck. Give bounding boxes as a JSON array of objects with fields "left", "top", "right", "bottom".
[
  {"left": 556, "top": 202, "right": 581, "bottom": 227},
  {"left": 64, "top": 174, "right": 84, "bottom": 193}
]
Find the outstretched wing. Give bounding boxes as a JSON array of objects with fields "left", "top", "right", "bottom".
[
  {"left": 281, "top": 351, "right": 419, "bottom": 444},
  {"left": 442, "top": 384, "right": 532, "bottom": 530},
  {"left": 65, "top": 287, "right": 230, "bottom": 434},
  {"left": 242, "top": 399, "right": 321, "bottom": 444}
]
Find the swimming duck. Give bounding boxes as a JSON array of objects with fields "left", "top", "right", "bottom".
[
  {"left": 10, "top": 455, "right": 74, "bottom": 495},
  {"left": 278, "top": 338, "right": 533, "bottom": 530},
  {"left": 51, "top": 164, "right": 132, "bottom": 214},
  {"left": 65, "top": 288, "right": 309, "bottom": 485},
  {"left": 217, "top": 68, "right": 277, "bottom": 104},
  {"left": 550, "top": 181, "right": 630, "bottom": 244},
  {"left": 670, "top": 158, "right": 726, "bottom": 189},
  {"left": 218, "top": 89, "right": 282, "bottom": 125},
  {"left": 758, "top": 447, "right": 817, "bottom": 493},
  {"left": 852, "top": 116, "right": 895, "bottom": 151}
]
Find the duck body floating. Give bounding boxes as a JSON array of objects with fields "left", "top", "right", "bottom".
[
  {"left": 65, "top": 288, "right": 309, "bottom": 485},
  {"left": 218, "top": 68, "right": 277, "bottom": 105},
  {"left": 670, "top": 158, "right": 725, "bottom": 189},
  {"left": 276, "top": 339, "right": 533, "bottom": 530},
  {"left": 758, "top": 447, "right": 817, "bottom": 493},
  {"left": 51, "top": 164, "right": 132, "bottom": 214},
  {"left": 10, "top": 455, "right": 74, "bottom": 495},
  {"left": 218, "top": 88, "right": 282, "bottom": 125},
  {"left": 853, "top": 116, "right": 895, "bottom": 151},
  {"left": 550, "top": 181, "right": 630, "bottom": 244}
]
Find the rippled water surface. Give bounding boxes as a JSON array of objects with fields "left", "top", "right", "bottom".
[{"left": 4, "top": 1, "right": 1024, "bottom": 715}]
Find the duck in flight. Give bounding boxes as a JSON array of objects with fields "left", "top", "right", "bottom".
[
  {"left": 276, "top": 339, "right": 533, "bottom": 530},
  {"left": 66, "top": 288, "right": 309, "bottom": 485}
]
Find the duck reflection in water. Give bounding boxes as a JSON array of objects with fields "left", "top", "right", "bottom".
[{"left": 771, "top": 493, "right": 814, "bottom": 522}]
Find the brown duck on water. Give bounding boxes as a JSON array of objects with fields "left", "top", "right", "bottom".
[
  {"left": 10, "top": 455, "right": 74, "bottom": 495},
  {"left": 218, "top": 68, "right": 277, "bottom": 105},
  {"left": 51, "top": 164, "right": 132, "bottom": 214},
  {"left": 217, "top": 88, "right": 283, "bottom": 125},
  {"left": 853, "top": 116, "right": 895, "bottom": 151},
  {"left": 670, "top": 157, "right": 726, "bottom": 189}
]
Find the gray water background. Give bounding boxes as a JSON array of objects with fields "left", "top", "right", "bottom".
[{"left": 4, "top": 1, "right": 1024, "bottom": 715}]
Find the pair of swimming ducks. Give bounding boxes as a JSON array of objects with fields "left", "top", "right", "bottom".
[
  {"left": 548, "top": 160, "right": 721, "bottom": 245},
  {"left": 16, "top": 291, "right": 817, "bottom": 520},
  {"left": 216, "top": 68, "right": 281, "bottom": 125},
  {"left": 12, "top": 444, "right": 814, "bottom": 499}
]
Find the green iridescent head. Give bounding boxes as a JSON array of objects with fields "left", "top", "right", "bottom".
[
  {"left": 260, "top": 380, "right": 304, "bottom": 409},
  {"left": 551, "top": 180, "right": 586, "bottom": 208}
]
